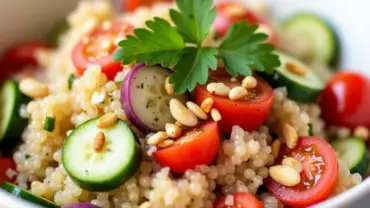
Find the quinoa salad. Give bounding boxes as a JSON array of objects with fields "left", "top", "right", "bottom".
[{"left": 0, "top": 1, "right": 368, "bottom": 208}]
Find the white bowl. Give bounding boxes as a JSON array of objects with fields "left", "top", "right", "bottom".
[{"left": 0, "top": 0, "right": 369, "bottom": 207}]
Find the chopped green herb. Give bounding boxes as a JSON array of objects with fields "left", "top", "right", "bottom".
[
  {"left": 44, "top": 117, "right": 56, "bottom": 132},
  {"left": 308, "top": 123, "right": 313, "bottom": 136},
  {"left": 140, "top": 83, "right": 144, "bottom": 89},
  {"left": 115, "top": 81, "right": 123, "bottom": 88},
  {"left": 25, "top": 154, "right": 30, "bottom": 160},
  {"left": 154, "top": 117, "right": 159, "bottom": 122},
  {"left": 67, "top": 74, "right": 76, "bottom": 90},
  {"left": 146, "top": 100, "right": 152, "bottom": 109},
  {"left": 113, "top": 0, "right": 280, "bottom": 94}
]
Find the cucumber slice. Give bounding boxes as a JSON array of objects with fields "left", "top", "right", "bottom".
[
  {"left": 0, "top": 80, "right": 29, "bottom": 150},
  {"left": 62, "top": 118, "right": 142, "bottom": 192},
  {"left": 1, "top": 182, "right": 59, "bottom": 208},
  {"left": 283, "top": 13, "right": 339, "bottom": 66},
  {"left": 331, "top": 137, "right": 370, "bottom": 177},
  {"left": 261, "top": 52, "right": 324, "bottom": 103}
]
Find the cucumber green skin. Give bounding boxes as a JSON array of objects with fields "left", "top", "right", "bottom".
[
  {"left": 1, "top": 182, "right": 60, "bottom": 208},
  {"left": 0, "top": 80, "right": 29, "bottom": 150},
  {"left": 331, "top": 137, "right": 370, "bottom": 177},
  {"left": 62, "top": 119, "right": 142, "bottom": 192},
  {"left": 259, "top": 71, "right": 322, "bottom": 103},
  {"left": 283, "top": 13, "right": 340, "bottom": 68},
  {"left": 351, "top": 150, "right": 370, "bottom": 177}
]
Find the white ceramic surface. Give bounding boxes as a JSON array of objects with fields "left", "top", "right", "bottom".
[{"left": 0, "top": 0, "right": 369, "bottom": 208}]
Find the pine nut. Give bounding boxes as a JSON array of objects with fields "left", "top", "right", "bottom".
[
  {"left": 157, "top": 139, "right": 174, "bottom": 148},
  {"left": 169, "top": 99, "right": 198, "bottom": 127},
  {"left": 201, "top": 98, "right": 214, "bottom": 113},
  {"left": 147, "top": 131, "right": 168, "bottom": 145},
  {"left": 286, "top": 62, "right": 307, "bottom": 76},
  {"left": 282, "top": 157, "right": 303, "bottom": 172},
  {"left": 165, "top": 123, "right": 182, "bottom": 138},
  {"left": 175, "top": 121, "right": 183, "bottom": 128},
  {"left": 282, "top": 123, "right": 298, "bottom": 149},
  {"left": 186, "top": 101, "right": 207, "bottom": 120},
  {"left": 207, "top": 82, "right": 231, "bottom": 96},
  {"left": 211, "top": 108, "right": 222, "bottom": 122},
  {"left": 269, "top": 165, "right": 301, "bottom": 187},
  {"left": 354, "top": 126, "right": 369, "bottom": 140},
  {"left": 19, "top": 78, "right": 49, "bottom": 98},
  {"left": 271, "top": 140, "right": 281, "bottom": 158},
  {"left": 230, "top": 77, "right": 238, "bottom": 82},
  {"left": 94, "top": 132, "right": 106, "bottom": 152},
  {"left": 229, "top": 86, "right": 248, "bottom": 100},
  {"left": 164, "top": 77, "right": 174, "bottom": 96},
  {"left": 242, "top": 76, "right": 257, "bottom": 89},
  {"left": 97, "top": 112, "right": 118, "bottom": 129}
]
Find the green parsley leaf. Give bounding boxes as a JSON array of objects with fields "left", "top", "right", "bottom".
[
  {"left": 218, "top": 22, "right": 281, "bottom": 77},
  {"left": 170, "top": 47, "right": 218, "bottom": 94},
  {"left": 113, "top": 17, "right": 185, "bottom": 67},
  {"left": 170, "top": 0, "right": 216, "bottom": 45}
]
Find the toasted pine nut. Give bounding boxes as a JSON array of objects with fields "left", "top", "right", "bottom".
[
  {"left": 147, "top": 131, "right": 168, "bottom": 145},
  {"left": 186, "top": 101, "right": 207, "bottom": 120},
  {"left": 286, "top": 62, "right": 307, "bottom": 76},
  {"left": 94, "top": 132, "right": 106, "bottom": 152},
  {"left": 165, "top": 123, "right": 182, "bottom": 138},
  {"left": 169, "top": 99, "right": 198, "bottom": 127},
  {"left": 164, "top": 77, "right": 174, "bottom": 96},
  {"left": 282, "top": 123, "right": 298, "bottom": 149},
  {"left": 229, "top": 86, "right": 248, "bottom": 100},
  {"left": 97, "top": 113, "right": 118, "bottom": 129},
  {"left": 207, "top": 82, "right": 231, "bottom": 96},
  {"left": 242, "top": 76, "right": 257, "bottom": 89},
  {"left": 282, "top": 157, "right": 303, "bottom": 172},
  {"left": 175, "top": 121, "right": 183, "bottom": 128},
  {"left": 19, "top": 78, "right": 49, "bottom": 98},
  {"left": 157, "top": 139, "right": 174, "bottom": 148},
  {"left": 269, "top": 165, "right": 301, "bottom": 186},
  {"left": 271, "top": 140, "right": 281, "bottom": 158},
  {"left": 211, "top": 108, "right": 222, "bottom": 122},
  {"left": 140, "top": 202, "right": 152, "bottom": 208},
  {"left": 354, "top": 126, "right": 369, "bottom": 140},
  {"left": 201, "top": 98, "right": 214, "bottom": 113}
]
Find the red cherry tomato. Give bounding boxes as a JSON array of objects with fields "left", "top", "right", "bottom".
[
  {"left": 319, "top": 71, "right": 370, "bottom": 129},
  {"left": 214, "top": 2, "right": 278, "bottom": 46},
  {"left": 0, "top": 158, "right": 17, "bottom": 184},
  {"left": 195, "top": 75, "right": 273, "bottom": 133},
  {"left": 213, "top": 192, "right": 263, "bottom": 208},
  {"left": 265, "top": 136, "right": 338, "bottom": 207},
  {"left": 153, "top": 122, "right": 220, "bottom": 174},
  {"left": 72, "top": 22, "right": 133, "bottom": 80},
  {"left": 0, "top": 41, "right": 49, "bottom": 80}
]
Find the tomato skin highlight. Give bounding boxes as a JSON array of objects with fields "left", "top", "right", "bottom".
[
  {"left": 0, "top": 41, "right": 49, "bottom": 80},
  {"left": 0, "top": 158, "right": 17, "bottom": 184},
  {"left": 265, "top": 136, "right": 338, "bottom": 207},
  {"left": 153, "top": 122, "right": 220, "bottom": 174},
  {"left": 72, "top": 22, "right": 133, "bottom": 80},
  {"left": 319, "top": 71, "right": 370, "bottom": 129},
  {"left": 213, "top": 192, "right": 263, "bottom": 208},
  {"left": 195, "top": 76, "right": 273, "bottom": 133},
  {"left": 214, "top": 2, "right": 278, "bottom": 46}
]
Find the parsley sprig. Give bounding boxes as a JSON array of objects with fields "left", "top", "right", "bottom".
[{"left": 113, "top": 0, "right": 280, "bottom": 94}]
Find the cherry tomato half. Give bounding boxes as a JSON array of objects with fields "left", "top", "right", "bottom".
[
  {"left": 72, "top": 22, "right": 133, "bottom": 80},
  {"left": 214, "top": 2, "right": 278, "bottom": 46},
  {"left": 319, "top": 71, "right": 370, "bottom": 129},
  {"left": 213, "top": 192, "right": 263, "bottom": 208},
  {"left": 265, "top": 136, "right": 338, "bottom": 207},
  {"left": 0, "top": 158, "right": 16, "bottom": 184},
  {"left": 195, "top": 75, "right": 273, "bottom": 133},
  {"left": 0, "top": 41, "right": 49, "bottom": 80},
  {"left": 153, "top": 122, "right": 220, "bottom": 174}
]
